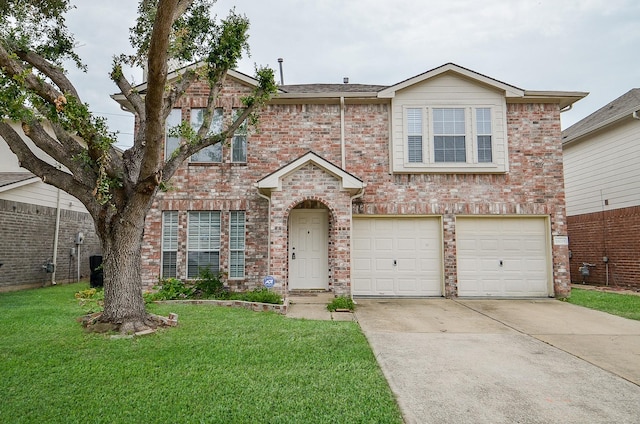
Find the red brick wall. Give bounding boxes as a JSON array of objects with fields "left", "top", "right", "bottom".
[
  {"left": 141, "top": 79, "right": 570, "bottom": 297},
  {"left": 567, "top": 205, "right": 640, "bottom": 289}
]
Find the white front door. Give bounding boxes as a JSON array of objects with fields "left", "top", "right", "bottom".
[{"left": 289, "top": 209, "right": 328, "bottom": 290}]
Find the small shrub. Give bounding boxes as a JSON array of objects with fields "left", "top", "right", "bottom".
[
  {"left": 194, "top": 268, "right": 227, "bottom": 298},
  {"left": 146, "top": 278, "right": 194, "bottom": 301},
  {"left": 327, "top": 296, "right": 355, "bottom": 312},
  {"left": 75, "top": 287, "right": 104, "bottom": 313},
  {"left": 233, "top": 288, "right": 283, "bottom": 305}
]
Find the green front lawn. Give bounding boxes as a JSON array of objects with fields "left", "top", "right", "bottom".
[
  {"left": 568, "top": 288, "right": 640, "bottom": 320},
  {"left": 0, "top": 283, "right": 402, "bottom": 423}
]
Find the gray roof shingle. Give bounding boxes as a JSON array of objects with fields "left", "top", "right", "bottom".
[
  {"left": 0, "top": 172, "right": 37, "bottom": 188},
  {"left": 563, "top": 88, "right": 640, "bottom": 143},
  {"left": 279, "top": 83, "right": 387, "bottom": 94}
]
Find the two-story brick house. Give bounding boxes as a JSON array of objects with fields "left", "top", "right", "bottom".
[{"left": 113, "top": 63, "right": 586, "bottom": 298}]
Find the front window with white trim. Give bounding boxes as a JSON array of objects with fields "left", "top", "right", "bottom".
[
  {"left": 229, "top": 211, "right": 246, "bottom": 278},
  {"left": 187, "top": 211, "right": 221, "bottom": 278}
]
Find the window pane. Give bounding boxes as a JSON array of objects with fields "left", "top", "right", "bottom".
[
  {"left": 476, "top": 108, "right": 492, "bottom": 135},
  {"left": 434, "top": 136, "right": 466, "bottom": 162},
  {"left": 165, "top": 109, "right": 182, "bottom": 159},
  {"left": 162, "top": 252, "right": 177, "bottom": 278},
  {"left": 407, "top": 135, "right": 423, "bottom": 163},
  {"left": 187, "top": 251, "right": 220, "bottom": 279},
  {"left": 161, "top": 211, "right": 178, "bottom": 278},
  {"left": 477, "top": 135, "right": 493, "bottom": 162},
  {"left": 232, "top": 135, "right": 247, "bottom": 163},
  {"left": 190, "top": 108, "right": 223, "bottom": 162},
  {"left": 434, "top": 108, "right": 465, "bottom": 135}
]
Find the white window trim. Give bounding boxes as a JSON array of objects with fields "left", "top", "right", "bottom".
[{"left": 402, "top": 104, "right": 505, "bottom": 172}]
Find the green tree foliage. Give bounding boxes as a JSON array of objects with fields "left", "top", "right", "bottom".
[{"left": 0, "top": 0, "right": 278, "bottom": 333}]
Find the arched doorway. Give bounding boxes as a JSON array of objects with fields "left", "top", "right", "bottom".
[{"left": 288, "top": 202, "right": 329, "bottom": 290}]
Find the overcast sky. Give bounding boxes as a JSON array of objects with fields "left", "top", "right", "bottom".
[{"left": 65, "top": 0, "right": 639, "bottom": 149}]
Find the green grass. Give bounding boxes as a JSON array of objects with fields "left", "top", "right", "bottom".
[
  {"left": 568, "top": 288, "right": 640, "bottom": 320},
  {"left": 0, "top": 283, "right": 403, "bottom": 424}
]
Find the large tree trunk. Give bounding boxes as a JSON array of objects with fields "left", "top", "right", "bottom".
[{"left": 97, "top": 198, "right": 155, "bottom": 334}]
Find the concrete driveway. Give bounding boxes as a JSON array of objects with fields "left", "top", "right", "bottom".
[{"left": 355, "top": 299, "right": 640, "bottom": 424}]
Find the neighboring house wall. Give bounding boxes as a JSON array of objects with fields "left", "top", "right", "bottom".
[
  {"left": 139, "top": 71, "right": 572, "bottom": 298},
  {"left": 0, "top": 198, "right": 101, "bottom": 291},
  {"left": 0, "top": 135, "right": 101, "bottom": 292},
  {"left": 564, "top": 116, "right": 640, "bottom": 288}
]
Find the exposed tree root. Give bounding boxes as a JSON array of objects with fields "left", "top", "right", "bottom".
[{"left": 79, "top": 312, "right": 178, "bottom": 335}]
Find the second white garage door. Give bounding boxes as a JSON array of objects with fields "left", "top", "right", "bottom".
[
  {"left": 456, "top": 217, "right": 551, "bottom": 297},
  {"left": 352, "top": 217, "right": 442, "bottom": 296}
]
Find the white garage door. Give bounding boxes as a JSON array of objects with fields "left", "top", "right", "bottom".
[
  {"left": 456, "top": 217, "right": 550, "bottom": 297},
  {"left": 352, "top": 218, "right": 442, "bottom": 296}
]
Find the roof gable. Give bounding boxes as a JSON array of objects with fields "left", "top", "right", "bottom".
[
  {"left": 563, "top": 88, "right": 640, "bottom": 144},
  {"left": 378, "top": 63, "right": 525, "bottom": 99},
  {"left": 257, "top": 151, "right": 364, "bottom": 195}
]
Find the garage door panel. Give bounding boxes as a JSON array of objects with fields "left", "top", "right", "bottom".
[
  {"left": 353, "top": 218, "right": 442, "bottom": 296},
  {"left": 375, "top": 258, "right": 394, "bottom": 272},
  {"left": 457, "top": 218, "right": 550, "bottom": 297}
]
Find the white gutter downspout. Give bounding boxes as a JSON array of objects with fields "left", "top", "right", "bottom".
[
  {"left": 340, "top": 96, "right": 346, "bottom": 169},
  {"left": 50, "top": 187, "right": 62, "bottom": 285}
]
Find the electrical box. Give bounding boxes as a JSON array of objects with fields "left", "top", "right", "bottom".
[{"left": 75, "top": 232, "right": 85, "bottom": 245}]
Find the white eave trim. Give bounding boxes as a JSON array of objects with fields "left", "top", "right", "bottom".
[{"left": 256, "top": 151, "right": 364, "bottom": 195}]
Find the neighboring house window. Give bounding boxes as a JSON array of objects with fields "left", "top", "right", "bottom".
[
  {"left": 161, "top": 211, "right": 178, "bottom": 278},
  {"left": 187, "top": 211, "right": 221, "bottom": 278},
  {"left": 406, "top": 108, "right": 423, "bottom": 163},
  {"left": 229, "top": 211, "right": 246, "bottom": 278},
  {"left": 231, "top": 109, "right": 247, "bottom": 163},
  {"left": 165, "top": 108, "right": 182, "bottom": 159},
  {"left": 476, "top": 108, "right": 492, "bottom": 163},
  {"left": 433, "top": 108, "right": 466, "bottom": 163},
  {"left": 190, "top": 108, "right": 223, "bottom": 162}
]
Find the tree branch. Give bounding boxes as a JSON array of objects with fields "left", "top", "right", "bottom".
[
  {"left": 138, "top": 0, "right": 179, "bottom": 187},
  {"left": 0, "top": 121, "right": 97, "bottom": 210},
  {"left": 111, "top": 65, "right": 145, "bottom": 121},
  {"left": 15, "top": 50, "right": 80, "bottom": 100},
  {"left": 0, "top": 44, "right": 63, "bottom": 107}
]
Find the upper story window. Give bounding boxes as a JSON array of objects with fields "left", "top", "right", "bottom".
[
  {"left": 476, "top": 108, "right": 493, "bottom": 163},
  {"left": 407, "top": 108, "right": 423, "bottom": 163},
  {"left": 165, "top": 108, "right": 246, "bottom": 164},
  {"left": 397, "top": 104, "right": 504, "bottom": 173},
  {"left": 231, "top": 109, "right": 247, "bottom": 163},
  {"left": 190, "top": 108, "right": 223, "bottom": 163}
]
